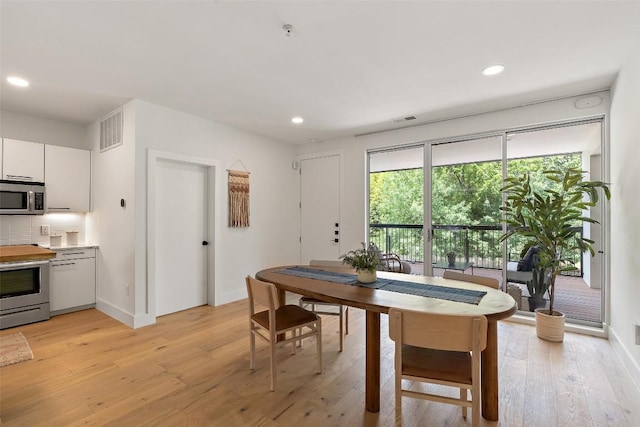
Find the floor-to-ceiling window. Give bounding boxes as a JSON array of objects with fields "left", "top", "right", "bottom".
[
  {"left": 367, "top": 118, "right": 606, "bottom": 327},
  {"left": 428, "top": 135, "right": 502, "bottom": 280},
  {"left": 505, "top": 120, "right": 605, "bottom": 325},
  {"left": 368, "top": 146, "right": 424, "bottom": 267}
]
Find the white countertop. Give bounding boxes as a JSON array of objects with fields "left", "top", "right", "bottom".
[{"left": 40, "top": 243, "right": 99, "bottom": 250}]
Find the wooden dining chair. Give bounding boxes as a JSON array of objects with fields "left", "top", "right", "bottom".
[
  {"left": 443, "top": 270, "right": 500, "bottom": 289},
  {"left": 298, "top": 260, "right": 349, "bottom": 351},
  {"left": 388, "top": 308, "right": 487, "bottom": 427},
  {"left": 245, "top": 275, "right": 322, "bottom": 391}
]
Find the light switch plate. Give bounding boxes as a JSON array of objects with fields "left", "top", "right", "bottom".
[{"left": 41, "top": 225, "right": 50, "bottom": 235}]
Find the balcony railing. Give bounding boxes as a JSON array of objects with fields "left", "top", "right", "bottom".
[{"left": 369, "top": 223, "right": 583, "bottom": 277}]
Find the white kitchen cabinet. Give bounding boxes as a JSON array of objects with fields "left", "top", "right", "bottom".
[
  {"left": 50, "top": 248, "right": 96, "bottom": 314},
  {"left": 2, "top": 138, "right": 45, "bottom": 182},
  {"left": 45, "top": 145, "right": 91, "bottom": 212}
]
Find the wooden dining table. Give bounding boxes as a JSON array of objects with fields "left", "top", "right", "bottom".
[{"left": 256, "top": 265, "right": 517, "bottom": 421}]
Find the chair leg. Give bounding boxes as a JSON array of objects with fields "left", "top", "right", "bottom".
[
  {"left": 316, "top": 319, "right": 323, "bottom": 374},
  {"left": 395, "top": 382, "right": 402, "bottom": 426},
  {"left": 460, "top": 388, "right": 467, "bottom": 419},
  {"left": 345, "top": 307, "right": 349, "bottom": 335},
  {"left": 338, "top": 306, "right": 344, "bottom": 352},
  {"left": 471, "top": 387, "right": 480, "bottom": 427},
  {"left": 291, "top": 329, "right": 297, "bottom": 354},
  {"left": 269, "top": 339, "right": 276, "bottom": 392},
  {"left": 249, "top": 328, "right": 256, "bottom": 370}
]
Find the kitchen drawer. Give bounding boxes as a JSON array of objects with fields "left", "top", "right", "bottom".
[
  {"left": 50, "top": 248, "right": 96, "bottom": 315},
  {"left": 53, "top": 248, "right": 96, "bottom": 260}
]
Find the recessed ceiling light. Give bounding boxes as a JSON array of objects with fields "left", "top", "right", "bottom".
[
  {"left": 7, "top": 76, "right": 29, "bottom": 87},
  {"left": 291, "top": 116, "right": 304, "bottom": 124},
  {"left": 482, "top": 65, "right": 505, "bottom": 76}
]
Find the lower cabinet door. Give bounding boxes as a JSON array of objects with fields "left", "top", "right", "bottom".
[{"left": 50, "top": 257, "right": 96, "bottom": 312}]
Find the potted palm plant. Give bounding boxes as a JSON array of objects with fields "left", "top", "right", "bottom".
[
  {"left": 501, "top": 168, "right": 610, "bottom": 342},
  {"left": 340, "top": 242, "right": 380, "bottom": 283}
]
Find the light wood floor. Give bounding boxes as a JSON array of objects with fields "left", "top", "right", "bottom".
[{"left": 1, "top": 299, "right": 639, "bottom": 426}]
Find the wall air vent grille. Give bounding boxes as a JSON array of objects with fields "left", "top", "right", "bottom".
[{"left": 99, "top": 109, "right": 123, "bottom": 152}]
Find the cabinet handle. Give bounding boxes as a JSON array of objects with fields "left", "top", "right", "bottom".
[
  {"left": 52, "top": 262, "right": 76, "bottom": 267},
  {"left": 48, "top": 207, "right": 71, "bottom": 210},
  {"left": 6, "top": 175, "right": 33, "bottom": 181},
  {"left": 61, "top": 252, "right": 85, "bottom": 256}
]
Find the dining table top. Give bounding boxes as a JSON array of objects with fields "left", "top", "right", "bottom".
[{"left": 255, "top": 265, "right": 517, "bottom": 321}]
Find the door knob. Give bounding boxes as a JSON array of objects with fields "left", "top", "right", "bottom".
[{"left": 202, "top": 241, "right": 209, "bottom": 246}]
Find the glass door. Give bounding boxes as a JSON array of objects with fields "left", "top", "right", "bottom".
[
  {"left": 427, "top": 136, "right": 503, "bottom": 279},
  {"left": 505, "top": 120, "right": 605, "bottom": 325},
  {"left": 368, "top": 146, "right": 424, "bottom": 273}
]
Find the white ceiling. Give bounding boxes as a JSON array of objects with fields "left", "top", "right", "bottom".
[{"left": 2, "top": 1, "right": 640, "bottom": 145}]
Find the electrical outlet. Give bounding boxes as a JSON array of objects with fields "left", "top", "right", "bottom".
[
  {"left": 125, "top": 284, "right": 130, "bottom": 296},
  {"left": 41, "top": 225, "right": 50, "bottom": 235}
]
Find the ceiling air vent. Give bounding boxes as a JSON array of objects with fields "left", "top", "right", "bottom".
[
  {"left": 391, "top": 115, "right": 417, "bottom": 123},
  {"left": 99, "top": 108, "right": 123, "bottom": 152}
]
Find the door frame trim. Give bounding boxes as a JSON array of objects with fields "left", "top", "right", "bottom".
[{"left": 147, "top": 149, "right": 220, "bottom": 322}]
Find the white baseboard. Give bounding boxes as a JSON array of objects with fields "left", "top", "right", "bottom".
[
  {"left": 216, "top": 288, "right": 246, "bottom": 306},
  {"left": 96, "top": 298, "right": 134, "bottom": 327},
  {"left": 96, "top": 299, "right": 157, "bottom": 329},
  {"left": 609, "top": 326, "right": 640, "bottom": 392}
]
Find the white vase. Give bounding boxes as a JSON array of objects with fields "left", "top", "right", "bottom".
[{"left": 357, "top": 270, "right": 377, "bottom": 283}]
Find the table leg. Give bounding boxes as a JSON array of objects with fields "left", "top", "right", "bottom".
[
  {"left": 481, "top": 321, "right": 499, "bottom": 420},
  {"left": 365, "top": 311, "right": 381, "bottom": 412}
]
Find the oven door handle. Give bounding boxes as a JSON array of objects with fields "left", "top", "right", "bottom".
[{"left": 0, "top": 260, "right": 51, "bottom": 270}]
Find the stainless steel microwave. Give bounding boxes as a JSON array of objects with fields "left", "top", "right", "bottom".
[{"left": 0, "top": 180, "right": 46, "bottom": 215}]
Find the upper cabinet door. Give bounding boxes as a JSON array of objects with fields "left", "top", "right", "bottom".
[
  {"left": 45, "top": 145, "right": 91, "bottom": 212},
  {"left": 2, "top": 138, "right": 45, "bottom": 182}
]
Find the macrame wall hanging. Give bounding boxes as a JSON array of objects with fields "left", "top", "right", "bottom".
[{"left": 227, "top": 161, "right": 250, "bottom": 228}]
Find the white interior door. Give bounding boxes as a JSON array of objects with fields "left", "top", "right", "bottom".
[
  {"left": 300, "top": 155, "right": 340, "bottom": 263},
  {"left": 156, "top": 159, "right": 208, "bottom": 316}
]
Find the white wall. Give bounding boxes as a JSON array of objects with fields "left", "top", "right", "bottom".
[
  {"left": 609, "top": 46, "right": 640, "bottom": 387},
  {"left": 86, "top": 102, "right": 137, "bottom": 323},
  {"left": 88, "top": 100, "right": 299, "bottom": 328},
  {"left": 297, "top": 92, "right": 611, "bottom": 257},
  {"left": 1, "top": 110, "right": 88, "bottom": 149}
]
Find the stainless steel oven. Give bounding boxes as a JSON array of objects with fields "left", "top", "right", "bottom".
[{"left": 0, "top": 260, "right": 50, "bottom": 329}]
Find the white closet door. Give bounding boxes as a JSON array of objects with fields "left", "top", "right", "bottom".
[{"left": 156, "top": 159, "right": 208, "bottom": 316}]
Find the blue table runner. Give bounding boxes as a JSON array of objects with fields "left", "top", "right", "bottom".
[{"left": 276, "top": 266, "right": 486, "bottom": 305}]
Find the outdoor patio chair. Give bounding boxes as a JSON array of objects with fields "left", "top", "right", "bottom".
[{"left": 370, "top": 243, "right": 412, "bottom": 274}]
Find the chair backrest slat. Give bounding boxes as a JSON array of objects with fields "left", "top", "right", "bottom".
[
  {"left": 443, "top": 271, "right": 500, "bottom": 289},
  {"left": 389, "top": 309, "right": 487, "bottom": 352},
  {"left": 246, "top": 276, "right": 279, "bottom": 312}
]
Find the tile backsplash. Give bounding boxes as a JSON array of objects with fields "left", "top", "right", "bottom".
[{"left": 0, "top": 213, "right": 86, "bottom": 246}]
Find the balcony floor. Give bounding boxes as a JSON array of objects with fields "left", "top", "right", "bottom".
[{"left": 409, "top": 263, "right": 602, "bottom": 324}]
